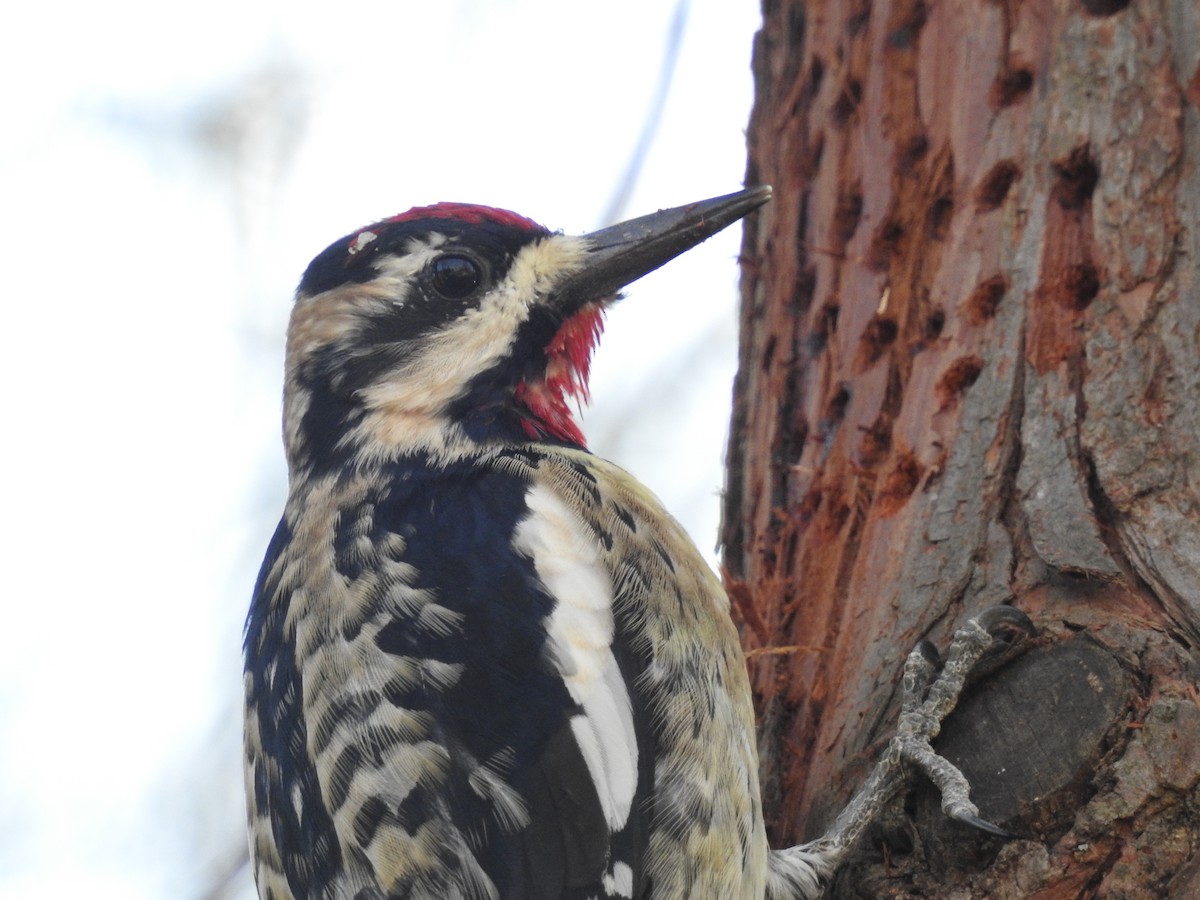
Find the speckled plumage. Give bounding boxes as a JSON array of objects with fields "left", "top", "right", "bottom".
[
  {"left": 244, "top": 192, "right": 778, "bottom": 899},
  {"left": 245, "top": 444, "right": 767, "bottom": 899},
  {"left": 244, "top": 189, "right": 1032, "bottom": 900}
]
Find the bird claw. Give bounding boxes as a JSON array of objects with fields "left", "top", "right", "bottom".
[
  {"left": 949, "top": 810, "right": 1014, "bottom": 840},
  {"left": 974, "top": 604, "right": 1037, "bottom": 644}
]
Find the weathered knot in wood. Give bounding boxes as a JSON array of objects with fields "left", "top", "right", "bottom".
[{"left": 930, "top": 637, "right": 1130, "bottom": 834}]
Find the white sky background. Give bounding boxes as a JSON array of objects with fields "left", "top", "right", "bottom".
[{"left": 0, "top": 2, "right": 760, "bottom": 896}]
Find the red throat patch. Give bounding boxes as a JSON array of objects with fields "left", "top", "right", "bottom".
[{"left": 515, "top": 305, "right": 606, "bottom": 447}]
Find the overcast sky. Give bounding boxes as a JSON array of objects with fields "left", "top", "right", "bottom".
[{"left": 0, "top": 2, "right": 760, "bottom": 896}]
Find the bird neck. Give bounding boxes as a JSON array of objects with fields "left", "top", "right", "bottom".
[{"left": 514, "top": 304, "right": 604, "bottom": 447}]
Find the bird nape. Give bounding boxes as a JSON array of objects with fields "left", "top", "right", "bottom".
[{"left": 243, "top": 187, "right": 1034, "bottom": 899}]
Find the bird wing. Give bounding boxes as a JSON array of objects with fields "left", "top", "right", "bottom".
[
  {"left": 245, "top": 516, "right": 348, "bottom": 900},
  {"left": 522, "top": 448, "right": 770, "bottom": 898},
  {"left": 248, "top": 455, "right": 651, "bottom": 900}
]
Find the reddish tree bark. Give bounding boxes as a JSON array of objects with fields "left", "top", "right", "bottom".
[{"left": 724, "top": 0, "right": 1200, "bottom": 894}]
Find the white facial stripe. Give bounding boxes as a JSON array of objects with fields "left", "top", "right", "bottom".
[
  {"left": 357, "top": 234, "right": 589, "bottom": 418},
  {"left": 513, "top": 483, "right": 638, "bottom": 830},
  {"left": 286, "top": 234, "right": 447, "bottom": 366},
  {"left": 501, "top": 232, "right": 589, "bottom": 302}
]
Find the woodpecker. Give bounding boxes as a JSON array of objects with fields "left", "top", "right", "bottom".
[{"left": 244, "top": 188, "right": 1033, "bottom": 899}]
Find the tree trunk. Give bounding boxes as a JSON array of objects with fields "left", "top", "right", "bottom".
[{"left": 723, "top": 0, "right": 1200, "bottom": 895}]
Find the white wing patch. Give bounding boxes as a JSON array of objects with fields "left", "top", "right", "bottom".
[
  {"left": 603, "top": 861, "right": 634, "bottom": 897},
  {"left": 513, "top": 483, "right": 638, "bottom": 831}
]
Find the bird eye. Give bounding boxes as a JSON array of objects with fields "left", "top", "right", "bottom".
[{"left": 428, "top": 254, "right": 483, "bottom": 300}]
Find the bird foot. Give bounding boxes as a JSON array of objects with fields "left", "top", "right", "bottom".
[
  {"left": 769, "top": 606, "right": 1035, "bottom": 897},
  {"left": 891, "top": 605, "right": 1034, "bottom": 837}
]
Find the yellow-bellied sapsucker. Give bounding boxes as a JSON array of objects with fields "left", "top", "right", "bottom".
[{"left": 244, "top": 188, "right": 1033, "bottom": 899}]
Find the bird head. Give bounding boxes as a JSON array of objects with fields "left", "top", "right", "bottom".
[{"left": 282, "top": 187, "right": 771, "bottom": 473}]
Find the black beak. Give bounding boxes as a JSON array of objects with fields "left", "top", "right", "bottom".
[{"left": 559, "top": 186, "right": 772, "bottom": 308}]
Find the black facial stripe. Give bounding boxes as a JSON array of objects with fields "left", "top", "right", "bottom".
[
  {"left": 298, "top": 216, "right": 550, "bottom": 298},
  {"left": 439, "top": 302, "right": 574, "bottom": 445},
  {"left": 294, "top": 347, "right": 368, "bottom": 472}
]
